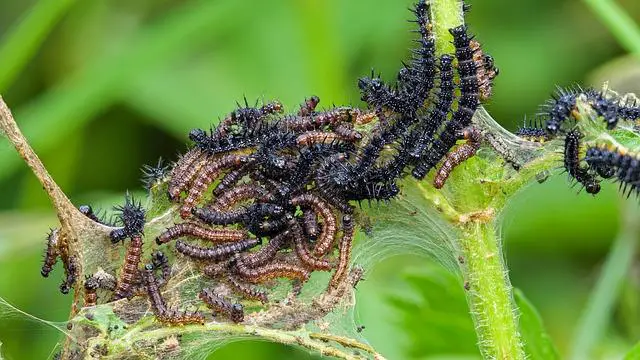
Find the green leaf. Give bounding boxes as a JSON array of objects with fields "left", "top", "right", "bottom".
[
  {"left": 514, "top": 289, "right": 560, "bottom": 360},
  {"left": 389, "top": 263, "right": 479, "bottom": 358},
  {"left": 625, "top": 341, "right": 640, "bottom": 360}
]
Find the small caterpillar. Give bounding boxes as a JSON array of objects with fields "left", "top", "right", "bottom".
[
  {"left": 302, "top": 209, "right": 319, "bottom": 240},
  {"left": 156, "top": 223, "right": 247, "bottom": 245},
  {"left": 564, "top": 130, "right": 600, "bottom": 194},
  {"left": 59, "top": 255, "right": 78, "bottom": 295},
  {"left": 199, "top": 288, "right": 244, "bottom": 323},
  {"left": 174, "top": 238, "right": 260, "bottom": 260},
  {"left": 180, "top": 154, "right": 251, "bottom": 218},
  {"left": 212, "top": 160, "right": 255, "bottom": 196},
  {"left": 234, "top": 257, "right": 310, "bottom": 284},
  {"left": 113, "top": 234, "right": 144, "bottom": 300},
  {"left": 151, "top": 250, "right": 171, "bottom": 284},
  {"left": 290, "top": 219, "right": 333, "bottom": 271},
  {"left": 168, "top": 148, "right": 209, "bottom": 201},
  {"left": 433, "top": 127, "right": 482, "bottom": 189},
  {"left": 329, "top": 214, "right": 355, "bottom": 289},
  {"left": 516, "top": 118, "right": 549, "bottom": 143},
  {"left": 203, "top": 261, "right": 232, "bottom": 278},
  {"left": 298, "top": 95, "right": 320, "bottom": 117},
  {"left": 290, "top": 193, "right": 337, "bottom": 256},
  {"left": 41, "top": 228, "right": 59, "bottom": 278},
  {"left": 192, "top": 207, "right": 249, "bottom": 225},
  {"left": 142, "top": 263, "right": 204, "bottom": 325},
  {"left": 141, "top": 157, "right": 169, "bottom": 190},
  {"left": 333, "top": 124, "right": 363, "bottom": 143},
  {"left": 110, "top": 194, "right": 146, "bottom": 243},
  {"left": 470, "top": 39, "right": 499, "bottom": 102},
  {"left": 227, "top": 274, "right": 268, "bottom": 303},
  {"left": 296, "top": 131, "right": 346, "bottom": 147},
  {"left": 239, "top": 230, "right": 289, "bottom": 268},
  {"left": 212, "top": 184, "right": 271, "bottom": 210},
  {"left": 78, "top": 205, "right": 113, "bottom": 225},
  {"left": 84, "top": 275, "right": 100, "bottom": 307},
  {"left": 586, "top": 144, "right": 640, "bottom": 197},
  {"left": 410, "top": 54, "right": 456, "bottom": 178}
]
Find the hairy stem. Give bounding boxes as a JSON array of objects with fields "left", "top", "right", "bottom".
[
  {"left": 457, "top": 221, "right": 525, "bottom": 359},
  {"left": 429, "top": 1, "right": 527, "bottom": 358}
]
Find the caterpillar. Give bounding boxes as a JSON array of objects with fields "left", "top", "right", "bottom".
[
  {"left": 78, "top": 205, "right": 113, "bottom": 226},
  {"left": 289, "top": 219, "right": 333, "bottom": 271},
  {"left": 59, "top": 255, "right": 78, "bottom": 295},
  {"left": 585, "top": 144, "right": 640, "bottom": 197},
  {"left": 227, "top": 274, "right": 268, "bottom": 303},
  {"left": 198, "top": 288, "right": 244, "bottom": 323},
  {"left": 470, "top": 40, "right": 499, "bottom": 102},
  {"left": 563, "top": 130, "right": 600, "bottom": 194},
  {"left": 433, "top": 127, "right": 482, "bottom": 189},
  {"left": 296, "top": 131, "right": 347, "bottom": 147},
  {"left": 156, "top": 223, "right": 247, "bottom": 245},
  {"left": 141, "top": 157, "right": 169, "bottom": 190},
  {"left": 410, "top": 54, "right": 456, "bottom": 174},
  {"left": 110, "top": 194, "right": 146, "bottom": 244},
  {"left": 358, "top": 0, "right": 435, "bottom": 115},
  {"left": 203, "top": 261, "right": 232, "bottom": 278},
  {"left": 239, "top": 230, "right": 289, "bottom": 268},
  {"left": 41, "top": 228, "right": 60, "bottom": 278},
  {"left": 301, "top": 209, "right": 319, "bottom": 240},
  {"left": 234, "top": 257, "right": 310, "bottom": 284},
  {"left": 298, "top": 95, "right": 320, "bottom": 117},
  {"left": 333, "top": 124, "right": 362, "bottom": 143},
  {"left": 84, "top": 275, "right": 99, "bottom": 307},
  {"left": 212, "top": 184, "right": 271, "bottom": 210},
  {"left": 193, "top": 203, "right": 284, "bottom": 226},
  {"left": 412, "top": 26, "right": 480, "bottom": 180},
  {"left": 180, "top": 154, "right": 251, "bottom": 218},
  {"left": 290, "top": 193, "right": 337, "bottom": 256},
  {"left": 142, "top": 263, "right": 204, "bottom": 325},
  {"left": 174, "top": 238, "right": 261, "bottom": 260},
  {"left": 215, "top": 100, "right": 283, "bottom": 138},
  {"left": 151, "top": 250, "right": 171, "bottom": 284},
  {"left": 516, "top": 118, "right": 549, "bottom": 143},
  {"left": 113, "top": 234, "right": 144, "bottom": 300},
  {"left": 329, "top": 214, "right": 355, "bottom": 289},
  {"left": 212, "top": 160, "right": 256, "bottom": 196},
  {"left": 167, "top": 148, "right": 209, "bottom": 201}
]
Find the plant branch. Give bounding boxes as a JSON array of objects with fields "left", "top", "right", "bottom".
[{"left": 457, "top": 221, "right": 525, "bottom": 359}]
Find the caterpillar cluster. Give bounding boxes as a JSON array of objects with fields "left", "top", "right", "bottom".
[
  {"left": 518, "top": 86, "right": 640, "bottom": 196},
  {"left": 40, "top": 1, "right": 497, "bottom": 324}
]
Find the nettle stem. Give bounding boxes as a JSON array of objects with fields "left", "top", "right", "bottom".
[
  {"left": 458, "top": 221, "right": 525, "bottom": 359},
  {"left": 429, "top": 1, "right": 527, "bottom": 358}
]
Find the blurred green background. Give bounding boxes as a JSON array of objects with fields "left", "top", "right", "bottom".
[{"left": 0, "top": 0, "right": 639, "bottom": 359}]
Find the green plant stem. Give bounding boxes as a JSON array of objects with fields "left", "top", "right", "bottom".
[
  {"left": 457, "top": 221, "right": 525, "bottom": 359},
  {"left": 582, "top": 0, "right": 640, "bottom": 57},
  {"left": 0, "top": 0, "right": 77, "bottom": 92},
  {"left": 429, "top": 1, "right": 526, "bottom": 358},
  {"left": 97, "top": 321, "right": 385, "bottom": 360},
  {"left": 569, "top": 199, "right": 640, "bottom": 360}
]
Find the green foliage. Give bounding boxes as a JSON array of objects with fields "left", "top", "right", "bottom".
[
  {"left": 515, "top": 289, "right": 560, "bottom": 360},
  {"left": 389, "top": 265, "right": 478, "bottom": 358}
]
